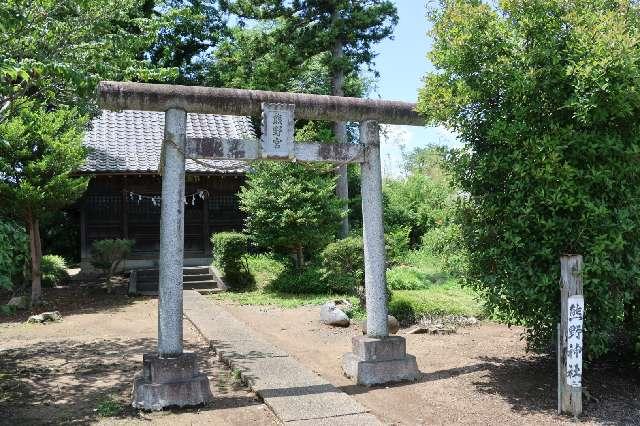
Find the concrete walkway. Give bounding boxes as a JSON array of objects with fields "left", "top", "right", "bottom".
[{"left": 183, "top": 291, "right": 381, "bottom": 425}]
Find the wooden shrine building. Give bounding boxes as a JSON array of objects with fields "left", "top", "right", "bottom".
[{"left": 77, "top": 110, "right": 255, "bottom": 270}]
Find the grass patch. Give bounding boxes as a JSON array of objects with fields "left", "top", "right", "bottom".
[
  {"left": 213, "top": 250, "right": 483, "bottom": 322},
  {"left": 389, "top": 284, "right": 484, "bottom": 324},
  {"left": 96, "top": 395, "right": 123, "bottom": 417},
  {"left": 212, "top": 253, "right": 355, "bottom": 308}
]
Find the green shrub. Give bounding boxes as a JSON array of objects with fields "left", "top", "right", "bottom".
[
  {"left": 386, "top": 266, "right": 429, "bottom": 290},
  {"left": 421, "top": 224, "right": 467, "bottom": 277},
  {"left": 211, "top": 232, "right": 253, "bottom": 290},
  {"left": 320, "top": 236, "right": 364, "bottom": 298},
  {"left": 385, "top": 226, "right": 410, "bottom": 265},
  {"left": 417, "top": 0, "right": 640, "bottom": 356},
  {"left": 90, "top": 239, "right": 134, "bottom": 293},
  {"left": 0, "top": 219, "right": 28, "bottom": 290},
  {"left": 239, "top": 162, "right": 344, "bottom": 268},
  {"left": 266, "top": 264, "right": 327, "bottom": 294},
  {"left": 383, "top": 173, "right": 453, "bottom": 246},
  {"left": 41, "top": 255, "right": 68, "bottom": 287}
]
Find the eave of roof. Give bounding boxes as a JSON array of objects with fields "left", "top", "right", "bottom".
[{"left": 81, "top": 110, "right": 255, "bottom": 174}]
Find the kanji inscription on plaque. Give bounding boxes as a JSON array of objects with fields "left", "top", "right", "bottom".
[
  {"left": 261, "top": 103, "right": 294, "bottom": 159},
  {"left": 566, "top": 295, "right": 584, "bottom": 387}
]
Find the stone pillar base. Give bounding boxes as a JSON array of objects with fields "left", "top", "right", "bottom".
[
  {"left": 132, "top": 352, "right": 213, "bottom": 410},
  {"left": 342, "top": 335, "right": 419, "bottom": 386}
]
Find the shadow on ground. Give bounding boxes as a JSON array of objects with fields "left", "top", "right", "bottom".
[
  {"left": 338, "top": 354, "right": 640, "bottom": 424},
  {"left": 0, "top": 337, "right": 263, "bottom": 425},
  {"left": 0, "top": 278, "right": 145, "bottom": 324}
]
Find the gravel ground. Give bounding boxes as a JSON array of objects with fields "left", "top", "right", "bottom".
[
  {"left": 222, "top": 302, "right": 640, "bottom": 425},
  {"left": 0, "top": 284, "right": 278, "bottom": 426}
]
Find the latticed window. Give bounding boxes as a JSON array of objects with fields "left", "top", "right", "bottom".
[{"left": 86, "top": 195, "right": 121, "bottom": 221}]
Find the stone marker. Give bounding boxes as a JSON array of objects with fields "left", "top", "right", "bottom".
[{"left": 320, "top": 301, "right": 350, "bottom": 327}]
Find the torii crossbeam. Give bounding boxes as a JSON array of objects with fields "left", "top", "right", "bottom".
[{"left": 98, "top": 81, "right": 423, "bottom": 409}]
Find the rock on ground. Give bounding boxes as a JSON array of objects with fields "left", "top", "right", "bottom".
[
  {"left": 27, "top": 311, "right": 62, "bottom": 324},
  {"left": 320, "top": 301, "right": 350, "bottom": 327},
  {"left": 361, "top": 315, "right": 400, "bottom": 335},
  {"left": 7, "top": 296, "right": 29, "bottom": 310}
]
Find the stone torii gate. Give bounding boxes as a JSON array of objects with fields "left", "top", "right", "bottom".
[{"left": 97, "top": 81, "right": 423, "bottom": 409}]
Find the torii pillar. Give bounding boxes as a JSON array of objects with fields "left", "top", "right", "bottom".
[{"left": 131, "top": 108, "right": 213, "bottom": 410}]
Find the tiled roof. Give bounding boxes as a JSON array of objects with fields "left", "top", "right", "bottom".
[{"left": 80, "top": 110, "right": 255, "bottom": 174}]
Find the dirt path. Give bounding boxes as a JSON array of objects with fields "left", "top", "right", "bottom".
[
  {"left": 0, "top": 286, "right": 278, "bottom": 425},
  {"left": 222, "top": 302, "right": 640, "bottom": 425}
]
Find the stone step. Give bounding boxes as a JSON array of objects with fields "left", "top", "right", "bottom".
[
  {"left": 183, "top": 273, "right": 214, "bottom": 282},
  {"left": 183, "top": 280, "right": 218, "bottom": 288},
  {"left": 183, "top": 266, "right": 210, "bottom": 275}
]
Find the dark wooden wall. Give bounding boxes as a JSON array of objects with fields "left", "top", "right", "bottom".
[{"left": 80, "top": 174, "right": 245, "bottom": 260}]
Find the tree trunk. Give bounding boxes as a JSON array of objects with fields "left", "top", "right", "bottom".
[
  {"left": 331, "top": 8, "right": 349, "bottom": 238},
  {"left": 295, "top": 245, "right": 305, "bottom": 269},
  {"left": 27, "top": 213, "right": 42, "bottom": 306}
]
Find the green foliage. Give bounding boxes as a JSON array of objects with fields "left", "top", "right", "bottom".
[
  {"left": 221, "top": 1, "right": 398, "bottom": 78},
  {"left": 321, "top": 237, "right": 364, "bottom": 295},
  {"left": 418, "top": 0, "right": 640, "bottom": 357},
  {"left": 0, "top": 103, "right": 89, "bottom": 219},
  {"left": 383, "top": 173, "right": 453, "bottom": 246},
  {"left": 211, "top": 232, "right": 253, "bottom": 290},
  {"left": 421, "top": 224, "right": 468, "bottom": 277},
  {"left": 385, "top": 226, "right": 410, "bottom": 265},
  {"left": 387, "top": 267, "right": 430, "bottom": 291},
  {"left": 0, "top": 219, "right": 28, "bottom": 290},
  {"left": 96, "top": 395, "right": 123, "bottom": 417},
  {"left": 90, "top": 239, "right": 134, "bottom": 288},
  {"left": 266, "top": 264, "right": 328, "bottom": 294},
  {"left": 0, "top": 0, "right": 176, "bottom": 123},
  {"left": 40, "top": 255, "right": 68, "bottom": 288},
  {"left": 40, "top": 211, "right": 80, "bottom": 263},
  {"left": 389, "top": 285, "right": 484, "bottom": 324},
  {"left": 239, "top": 162, "right": 344, "bottom": 267}
]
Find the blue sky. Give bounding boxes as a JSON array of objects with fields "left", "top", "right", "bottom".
[{"left": 372, "top": 1, "right": 459, "bottom": 177}]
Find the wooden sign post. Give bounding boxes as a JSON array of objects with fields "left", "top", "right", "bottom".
[{"left": 558, "top": 255, "right": 583, "bottom": 417}]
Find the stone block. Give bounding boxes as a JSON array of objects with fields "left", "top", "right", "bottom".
[
  {"left": 342, "top": 353, "right": 419, "bottom": 386},
  {"left": 132, "top": 352, "right": 213, "bottom": 410},
  {"left": 342, "top": 336, "right": 419, "bottom": 386},
  {"left": 142, "top": 353, "right": 197, "bottom": 384},
  {"left": 351, "top": 335, "right": 406, "bottom": 362}
]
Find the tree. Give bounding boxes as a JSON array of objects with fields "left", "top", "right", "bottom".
[
  {"left": 145, "top": 0, "right": 228, "bottom": 84},
  {"left": 0, "top": 0, "right": 176, "bottom": 123},
  {"left": 239, "top": 162, "right": 344, "bottom": 268},
  {"left": 0, "top": 104, "right": 89, "bottom": 304},
  {"left": 418, "top": 0, "right": 640, "bottom": 357},
  {"left": 221, "top": 0, "right": 398, "bottom": 236}
]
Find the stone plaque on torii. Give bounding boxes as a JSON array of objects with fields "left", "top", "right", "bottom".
[{"left": 97, "top": 81, "right": 422, "bottom": 409}]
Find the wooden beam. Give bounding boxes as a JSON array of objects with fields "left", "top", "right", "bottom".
[
  {"left": 185, "top": 138, "right": 364, "bottom": 164},
  {"left": 98, "top": 81, "right": 423, "bottom": 126}
]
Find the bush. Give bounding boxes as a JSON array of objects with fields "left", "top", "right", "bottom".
[
  {"left": 383, "top": 173, "right": 453, "bottom": 246},
  {"left": 41, "top": 255, "right": 68, "bottom": 287},
  {"left": 417, "top": 0, "right": 640, "bottom": 357},
  {"left": 386, "top": 266, "right": 429, "bottom": 290},
  {"left": 320, "top": 237, "right": 364, "bottom": 297},
  {"left": 385, "top": 226, "right": 410, "bottom": 266},
  {"left": 266, "top": 264, "right": 327, "bottom": 294},
  {"left": 211, "top": 232, "right": 253, "bottom": 290},
  {"left": 90, "top": 239, "right": 134, "bottom": 293},
  {"left": 239, "top": 162, "right": 344, "bottom": 268},
  {"left": 0, "top": 219, "right": 28, "bottom": 290},
  {"left": 421, "top": 224, "right": 467, "bottom": 277}
]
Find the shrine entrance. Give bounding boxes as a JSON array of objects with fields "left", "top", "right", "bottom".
[{"left": 97, "top": 81, "right": 424, "bottom": 409}]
